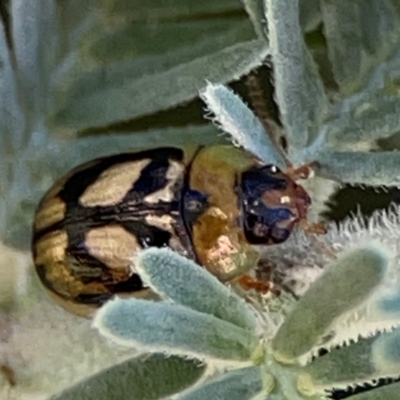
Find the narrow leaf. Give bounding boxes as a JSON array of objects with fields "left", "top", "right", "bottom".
[
  {"left": 321, "top": 0, "right": 400, "bottom": 94},
  {"left": 63, "top": 125, "right": 225, "bottom": 163},
  {"left": 372, "top": 327, "right": 400, "bottom": 373},
  {"left": 94, "top": 298, "right": 256, "bottom": 362},
  {"left": 265, "top": 0, "right": 329, "bottom": 154},
  {"left": 272, "top": 245, "right": 389, "bottom": 362},
  {"left": 314, "top": 151, "right": 400, "bottom": 186},
  {"left": 299, "top": 0, "right": 321, "bottom": 32},
  {"left": 200, "top": 83, "right": 288, "bottom": 169},
  {"left": 0, "top": 17, "right": 25, "bottom": 153},
  {"left": 50, "top": 39, "right": 268, "bottom": 130},
  {"left": 242, "top": 0, "right": 267, "bottom": 39},
  {"left": 177, "top": 366, "right": 264, "bottom": 400},
  {"left": 12, "top": 0, "right": 59, "bottom": 118},
  {"left": 104, "top": 0, "right": 242, "bottom": 21},
  {"left": 304, "top": 334, "right": 400, "bottom": 390},
  {"left": 346, "top": 382, "right": 400, "bottom": 400},
  {"left": 50, "top": 353, "right": 206, "bottom": 400},
  {"left": 83, "top": 19, "right": 252, "bottom": 64},
  {"left": 325, "top": 90, "right": 400, "bottom": 146},
  {"left": 136, "top": 248, "right": 257, "bottom": 331}
]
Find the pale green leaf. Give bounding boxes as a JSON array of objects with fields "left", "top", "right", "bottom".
[
  {"left": 103, "top": 0, "right": 243, "bottom": 21},
  {"left": 82, "top": 19, "right": 253, "bottom": 64},
  {"left": 349, "top": 382, "right": 400, "bottom": 400},
  {"left": 56, "top": 0, "right": 99, "bottom": 58},
  {"left": 321, "top": 0, "right": 400, "bottom": 95},
  {"left": 94, "top": 298, "right": 256, "bottom": 361},
  {"left": 299, "top": 0, "right": 321, "bottom": 32},
  {"left": 314, "top": 151, "right": 400, "bottom": 186},
  {"left": 177, "top": 366, "right": 264, "bottom": 400},
  {"left": 66, "top": 126, "right": 225, "bottom": 162},
  {"left": 242, "top": 0, "right": 267, "bottom": 39},
  {"left": 392, "top": 0, "right": 400, "bottom": 19},
  {"left": 11, "top": 0, "right": 59, "bottom": 119},
  {"left": 325, "top": 89, "right": 400, "bottom": 146},
  {"left": 265, "top": 0, "right": 329, "bottom": 156},
  {"left": 200, "top": 83, "right": 288, "bottom": 169},
  {"left": 272, "top": 245, "right": 389, "bottom": 362},
  {"left": 50, "top": 353, "right": 206, "bottom": 400},
  {"left": 70, "top": 126, "right": 225, "bottom": 158},
  {"left": 52, "top": 19, "right": 253, "bottom": 98},
  {"left": 0, "top": 15, "right": 25, "bottom": 153},
  {"left": 49, "top": 39, "right": 268, "bottom": 130},
  {"left": 136, "top": 248, "right": 257, "bottom": 331},
  {"left": 371, "top": 328, "right": 400, "bottom": 372},
  {"left": 304, "top": 334, "right": 400, "bottom": 389}
]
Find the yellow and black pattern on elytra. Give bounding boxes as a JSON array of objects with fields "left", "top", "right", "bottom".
[
  {"left": 33, "top": 144, "right": 313, "bottom": 317},
  {"left": 32, "top": 147, "right": 196, "bottom": 316}
]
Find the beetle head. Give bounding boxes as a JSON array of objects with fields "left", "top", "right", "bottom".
[{"left": 239, "top": 165, "right": 311, "bottom": 245}]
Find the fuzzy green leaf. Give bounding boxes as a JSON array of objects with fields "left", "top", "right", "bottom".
[
  {"left": 50, "top": 353, "right": 205, "bottom": 400},
  {"left": 321, "top": 0, "right": 400, "bottom": 95},
  {"left": 49, "top": 36, "right": 268, "bottom": 130},
  {"left": 94, "top": 298, "right": 256, "bottom": 362},
  {"left": 349, "top": 382, "right": 400, "bottom": 400},
  {"left": 0, "top": 18, "right": 25, "bottom": 152},
  {"left": 60, "top": 126, "right": 226, "bottom": 169},
  {"left": 265, "top": 0, "right": 328, "bottom": 156},
  {"left": 305, "top": 328, "right": 400, "bottom": 390},
  {"left": 304, "top": 336, "right": 389, "bottom": 390},
  {"left": 200, "top": 83, "right": 288, "bottom": 169},
  {"left": 326, "top": 89, "right": 400, "bottom": 146},
  {"left": 81, "top": 18, "right": 253, "bottom": 65},
  {"left": 0, "top": 15, "right": 25, "bottom": 242},
  {"left": 242, "top": 0, "right": 267, "bottom": 39},
  {"left": 11, "top": 0, "right": 59, "bottom": 119},
  {"left": 52, "top": 18, "right": 253, "bottom": 102},
  {"left": 371, "top": 327, "right": 400, "bottom": 371},
  {"left": 314, "top": 151, "right": 400, "bottom": 186},
  {"left": 136, "top": 248, "right": 257, "bottom": 331},
  {"left": 177, "top": 366, "right": 264, "bottom": 400},
  {"left": 104, "top": 0, "right": 242, "bottom": 21},
  {"left": 299, "top": 0, "right": 321, "bottom": 32},
  {"left": 272, "top": 245, "right": 389, "bottom": 362}
]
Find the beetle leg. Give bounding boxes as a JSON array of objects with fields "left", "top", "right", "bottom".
[
  {"left": 235, "top": 274, "right": 275, "bottom": 294},
  {"left": 299, "top": 219, "right": 327, "bottom": 235}
]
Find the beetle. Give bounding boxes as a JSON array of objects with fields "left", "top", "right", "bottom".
[{"left": 32, "top": 144, "right": 311, "bottom": 317}]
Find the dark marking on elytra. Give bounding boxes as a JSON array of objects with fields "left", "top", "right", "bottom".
[
  {"left": 59, "top": 148, "right": 184, "bottom": 205},
  {"left": 124, "top": 157, "right": 172, "bottom": 202},
  {"left": 121, "top": 220, "right": 172, "bottom": 248},
  {"left": 107, "top": 273, "right": 144, "bottom": 293},
  {"left": 73, "top": 292, "right": 114, "bottom": 306},
  {"left": 73, "top": 275, "right": 144, "bottom": 305}
]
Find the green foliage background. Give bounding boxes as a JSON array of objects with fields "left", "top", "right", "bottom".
[{"left": 2, "top": 0, "right": 400, "bottom": 399}]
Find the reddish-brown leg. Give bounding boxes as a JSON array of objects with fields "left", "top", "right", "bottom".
[
  {"left": 299, "top": 219, "right": 327, "bottom": 235},
  {"left": 236, "top": 274, "right": 273, "bottom": 294}
]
